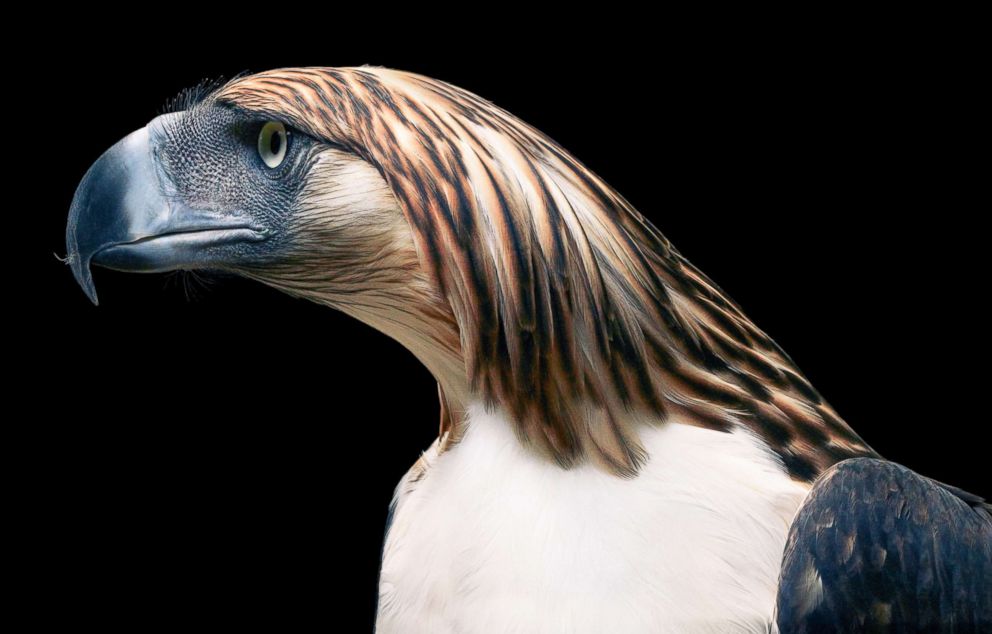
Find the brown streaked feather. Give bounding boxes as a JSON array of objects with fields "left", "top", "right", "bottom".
[{"left": 215, "top": 67, "right": 876, "bottom": 479}]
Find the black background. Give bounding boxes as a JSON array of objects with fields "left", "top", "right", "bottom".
[{"left": 17, "top": 14, "right": 986, "bottom": 631}]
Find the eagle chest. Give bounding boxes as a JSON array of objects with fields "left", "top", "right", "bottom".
[{"left": 375, "top": 405, "right": 811, "bottom": 633}]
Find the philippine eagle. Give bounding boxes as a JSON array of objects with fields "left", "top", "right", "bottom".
[{"left": 65, "top": 67, "right": 990, "bottom": 633}]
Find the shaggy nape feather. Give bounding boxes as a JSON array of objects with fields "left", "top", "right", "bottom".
[{"left": 213, "top": 66, "right": 874, "bottom": 480}]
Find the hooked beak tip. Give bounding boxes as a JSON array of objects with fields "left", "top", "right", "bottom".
[
  {"left": 66, "top": 203, "right": 100, "bottom": 305},
  {"left": 68, "top": 250, "right": 100, "bottom": 306}
]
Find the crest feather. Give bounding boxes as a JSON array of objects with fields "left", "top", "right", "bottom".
[{"left": 216, "top": 67, "right": 874, "bottom": 478}]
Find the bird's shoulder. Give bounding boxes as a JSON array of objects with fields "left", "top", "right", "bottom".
[{"left": 776, "top": 457, "right": 992, "bottom": 632}]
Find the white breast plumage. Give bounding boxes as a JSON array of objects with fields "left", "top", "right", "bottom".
[{"left": 376, "top": 405, "right": 810, "bottom": 634}]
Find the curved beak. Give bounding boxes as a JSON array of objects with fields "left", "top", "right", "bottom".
[{"left": 65, "top": 124, "right": 267, "bottom": 305}]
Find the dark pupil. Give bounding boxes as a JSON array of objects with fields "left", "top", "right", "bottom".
[{"left": 268, "top": 129, "right": 282, "bottom": 156}]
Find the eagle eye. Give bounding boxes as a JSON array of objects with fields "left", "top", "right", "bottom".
[{"left": 257, "top": 121, "right": 288, "bottom": 168}]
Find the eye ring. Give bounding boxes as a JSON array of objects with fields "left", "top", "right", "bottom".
[{"left": 257, "top": 121, "right": 288, "bottom": 168}]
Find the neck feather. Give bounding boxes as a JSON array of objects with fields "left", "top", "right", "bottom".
[{"left": 219, "top": 67, "right": 876, "bottom": 480}]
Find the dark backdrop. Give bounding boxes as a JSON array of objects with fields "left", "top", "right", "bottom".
[{"left": 17, "top": 15, "right": 985, "bottom": 631}]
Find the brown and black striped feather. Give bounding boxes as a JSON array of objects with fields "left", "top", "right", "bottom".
[{"left": 215, "top": 67, "right": 876, "bottom": 480}]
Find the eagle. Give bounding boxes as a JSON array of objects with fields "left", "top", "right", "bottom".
[{"left": 65, "top": 67, "right": 990, "bottom": 632}]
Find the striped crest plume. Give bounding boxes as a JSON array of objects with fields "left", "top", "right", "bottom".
[{"left": 215, "top": 67, "right": 875, "bottom": 479}]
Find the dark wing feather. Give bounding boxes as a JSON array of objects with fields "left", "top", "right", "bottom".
[{"left": 775, "top": 458, "right": 992, "bottom": 633}]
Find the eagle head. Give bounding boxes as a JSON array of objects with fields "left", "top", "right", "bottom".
[
  {"left": 66, "top": 67, "right": 873, "bottom": 478},
  {"left": 67, "top": 68, "right": 463, "bottom": 432}
]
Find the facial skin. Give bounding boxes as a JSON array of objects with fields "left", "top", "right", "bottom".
[{"left": 152, "top": 106, "right": 311, "bottom": 254}]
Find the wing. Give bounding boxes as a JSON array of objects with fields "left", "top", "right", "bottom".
[{"left": 775, "top": 457, "right": 992, "bottom": 632}]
